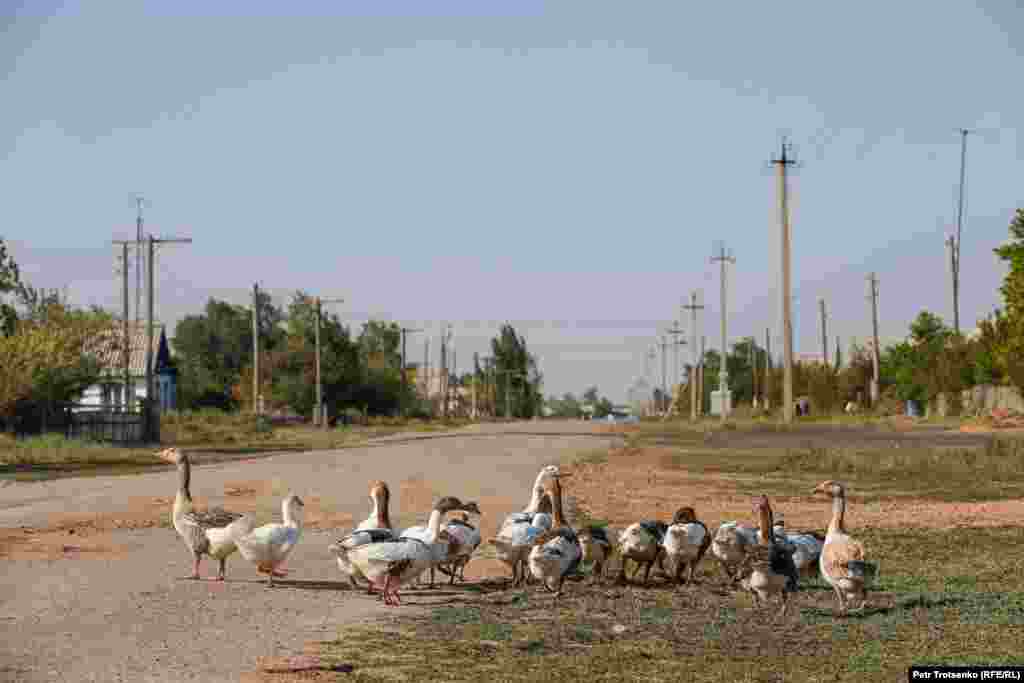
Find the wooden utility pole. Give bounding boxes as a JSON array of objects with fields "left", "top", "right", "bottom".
[
  {"left": 423, "top": 338, "right": 430, "bottom": 410},
  {"left": 711, "top": 243, "right": 735, "bottom": 422},
  {"left": 819, "top": 298, "right": 829, "bottom": 371},
  {"left": 835, "top": 335, "right": 841, "bottom": 370},
  {"left": 253, "top": 283, "right": 260, "bottom": 416},
  {"left": 310, "top": 296, "right": 344, "bottom": 427},
  {"left": 867, "top": 273, "right": 881, "bottom": 406},
  {"left": 772, "top": 139, "right": 797, "bottom": 424},
  {"left": 134, "top": 196, "right": 146, "bottom": 326},
  {"left": 682, "top": 292, "right": 705, "bottom": 422},
  {"left": 764, "top": 328, "right": 772, "bottom": 411},
  {"left": 400, "top": 326, "right": 422, "bottom": 419}
]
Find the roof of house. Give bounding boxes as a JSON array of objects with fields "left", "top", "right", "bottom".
[{"left": 86, "top": 322, "right": 171, "bottom": 377}]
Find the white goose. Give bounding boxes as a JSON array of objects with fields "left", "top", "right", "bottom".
[
  {"left": 400, "top": 501, "right": 482, "bottom": 589},
  {"left": 528, "top": 473, "right": 582, "bottom": 597},
  {"left": 617, "top": 519, "right": 668, "bottom": 586},
  {"left": 159, "top": 447, "right": 256, "bottom": 581},
  {"left": 489, "top": 465, "right": 560, "bottom": 585},
  {"left": 711, "top": 520, "right": 760, "bottom": 583},
  {"left": 347, "top": 496, "right": 477, "bottom": 606},
  {"left": 328, "top": 481, "right": 395, "bottom": 592},
  {"left": 661, "top": 506, "right": 712, "bottom": 585},
  {"left": 771, "top": 513, "right": 825, "bottom": 576},
  {"left": 234, "top": 494, "right": 305, "bottom": 586},
  {"left": 738, "top": 496, "right": 799, "bottom": 615}
]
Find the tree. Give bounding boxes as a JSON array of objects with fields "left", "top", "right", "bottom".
[
  {"left": 990, "top": 208, "right": 1024, "bottom": 391},
  {"left": 0, "top": 238, "right": 22, "bottom": 336},
  {"left": 490, "top": 323, "right": 542, "bottom": 418},
  {"left": 0, "top": 304, "right": 110, "bottom": 428},
  {"left": 173, "top": 298, "right": 257, "bottom": 410}
]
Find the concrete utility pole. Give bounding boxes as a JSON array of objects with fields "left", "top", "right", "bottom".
[
  {"left": 659, "top": 335, "right": 669, "bottom": 414},
  {"left": 252, "top": 283, "right": 261, "bottom": 416},
  {"left": 423, "top": 338, "right": 430, "bottom": 408},
  {"left": 819, "top": 298, "right": 829, "bottom": 371},
  {"left": 665, "top": 320, "right": 686, "bottom": 409},
  {"left": 749, "top": 336, "right": 758, "bottom": 407},
  {"left": 711, "top": 243, "right": 735, "bottom": 422},
  {"left": 682, "top": 292, "right": 705, "bottom": 421},
  {"left": 400, "top": 326, "right": 422, "bottom": 419},
  {"left": 698, "top": 335, "right": 706, "bottom": 416},
  {"left": 144, "top": 234, "right": 191, "bottom": 442},
  {"left": 950, "top": 128, "right": 970, "bottom": 336},
  {"left": 764, "top": 328, "right": 772, "bottom": 410},
  {"left": 867, "top": 273, "right": 881, "bottom": 406},
  {"left": 441, "top": 324, "right": 453, "bottom": 418},
  {"left": 134, "top": 196, "right": 146, "bottom": 326},
  {"left": 118, "top": 242, "right": 131, "bottom": 412},
  {"left": 772, "top": 139, "right": 797, "bottom": 424},
  {"left": 310, "top": 296, "right": 344, "bottom": 427}
]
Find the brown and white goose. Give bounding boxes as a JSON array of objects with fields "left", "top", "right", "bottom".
[
  {"left": 328, "top": 481, "right": 396, "bottom": 591},
  {"left": 813, "top": 480, "right": 877, "bottom": 614},
  {"left": 738, "top": 496, "right": 799, "bottom": 615},
  {"left": 158, "top": 447, "right": 256, "bottom": 581}
]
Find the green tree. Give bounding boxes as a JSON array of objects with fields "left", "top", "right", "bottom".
[
  {"left": 490, "top": 323, "right": 542, "bottom": 418},
  {"left": 0, "top": 238, "right": 22, "bottom": 336},
  {"left": 990, "top": 208, "right": 1024, "bottom": 390}
]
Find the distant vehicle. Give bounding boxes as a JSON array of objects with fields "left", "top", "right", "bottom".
[{"left": 605, "top": 411, "right": 639, "bottom": 424}]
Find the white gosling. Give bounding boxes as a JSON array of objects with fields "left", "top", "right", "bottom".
[
  {"left": 235, "top": 494, "right": 305, "bottom": 586},
  {"left": 159, "top": 447, "right": 255, "bottom": 581}
]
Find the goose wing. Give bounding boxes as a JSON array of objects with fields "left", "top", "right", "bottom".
[{"left": 183, "top": 507, "right": 244, "bottom": 530}]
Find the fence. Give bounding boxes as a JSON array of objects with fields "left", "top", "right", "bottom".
[{"left": 4, "top": 402, "right": 147, "bottom": 443}]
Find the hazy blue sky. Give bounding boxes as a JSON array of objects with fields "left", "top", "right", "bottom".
[{"left": 2, "top": 1, "right": 1021, "bottom": 403}]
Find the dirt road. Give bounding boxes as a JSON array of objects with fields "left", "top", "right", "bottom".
[{"left": 0, "top": 422, "right": 621, "bottom": 683}]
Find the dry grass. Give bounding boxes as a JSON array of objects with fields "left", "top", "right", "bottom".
[
  {"left": 273, "top": 525, "right": 1024, "bottom": 682},
  {"left": 0, "top": 412, "right": 472, "bottom": 477},
  {"left": 263, "top": 422, "right": 1024, "bottom": 682}
]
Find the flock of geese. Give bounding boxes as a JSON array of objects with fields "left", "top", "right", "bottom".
[{"left": 158, "top": 448, "right": 877, "bottom": 615}]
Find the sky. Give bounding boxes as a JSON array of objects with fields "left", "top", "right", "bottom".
[{"left": 1, "top": 0, "right": 1021, "bottom": 404}]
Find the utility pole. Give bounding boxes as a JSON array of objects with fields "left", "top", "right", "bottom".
[
  {"left": 400, "top": 326, "right": 423, "bottom": 419},
  {"left": 665, "top": 320, "right": 686, "bottom": 409},
  {"left": 711, "top": 243, "right": 735, "bottom": 422},
  {"left": 764, "top": 328, "right": 772, "bottom": 411},
  {"left": 310, "top": 296, "right": 344, "bottom": 427},
  {"left": 682, "top": 292, "right": 705, "bottom": 421},
  {"left": 119, "top": 242, "right": 131, "bottom": 412},
  {"left": 819, "top": 298, "right": 829, "bottom": 371},
  {"left": 749, "top": 336, "right": 758, "bottom": 407},
  {"left": 772, "top": 139, "right": 797, "bottom": 424},
  {"left": 134, "top": 196, "right": 146, "bottom": 326},
  {"left": 252, "top": 283, "right": 261, "bottom": 416},
  {"left": 698, "top": 335, "right": 706, "bottom": 416},
  {"left": 659, "top": 335, "right": 668, "bottom": 414},
  {"left": 114, "top": 233, "right": 191, "bottom": 441},
  {"left": 867, "top": 273, "right": 881, "bottom": 406},
  {"left": 424, "top": 338, "right": 430, "bottom": 411},
  {"left": 835, "top": 335, "right": 842, "bottom": 370},
  {"left": 950, "top": 128, "right": 970, "bottom": 336}
]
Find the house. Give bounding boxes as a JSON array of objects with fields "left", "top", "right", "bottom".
[{"left": 78, "top": 322, "right": 177, "bottom": 413}]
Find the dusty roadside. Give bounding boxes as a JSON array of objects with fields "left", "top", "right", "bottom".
[{"left": 0, "top": 421, "right": 621, "bottom": 683}]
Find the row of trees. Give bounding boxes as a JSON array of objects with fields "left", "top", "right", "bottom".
[
  {"left": 173, "top": 299, "right": 546, "bottom": 419},
  {"left": 546, "top": 386, "right": 615, "bottom": 419}
]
